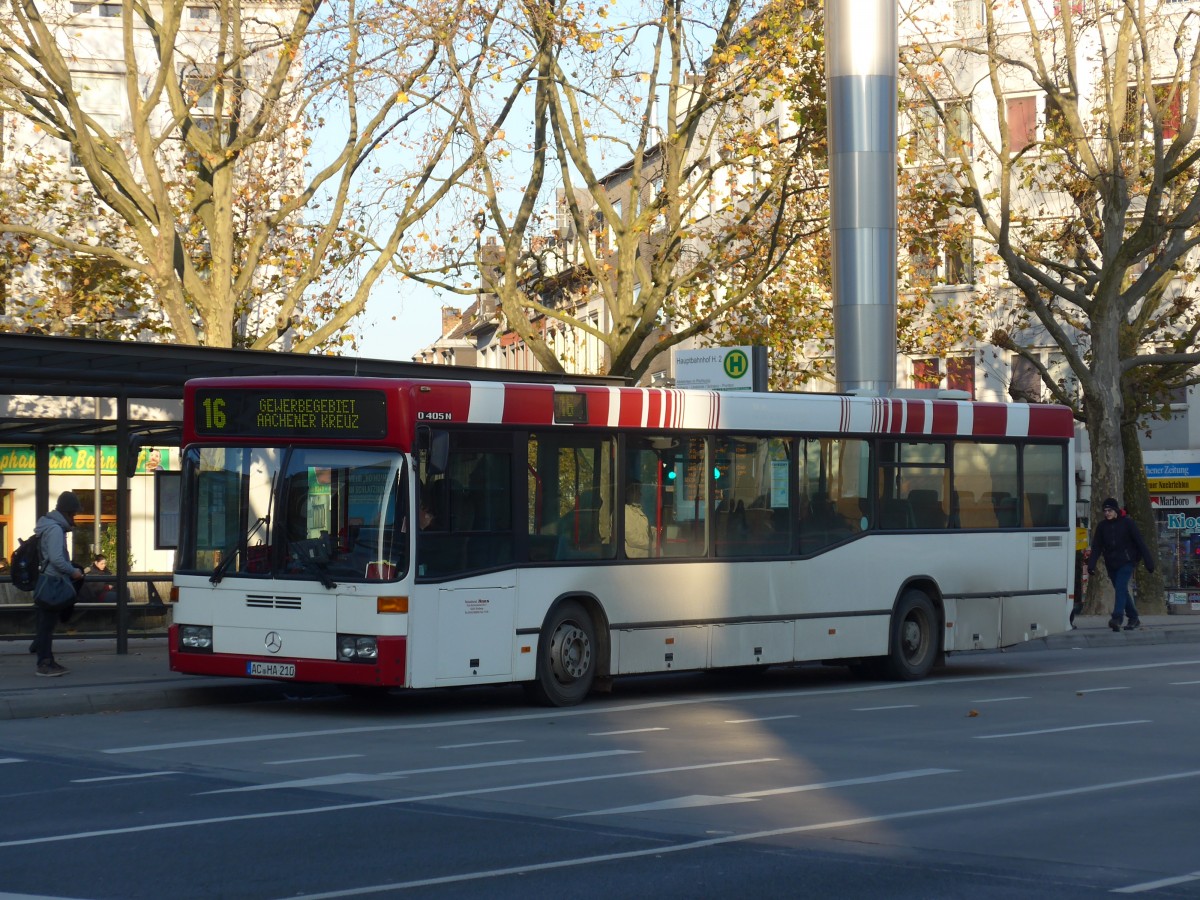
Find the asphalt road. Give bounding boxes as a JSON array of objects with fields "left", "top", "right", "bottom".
[{"left": 2, "top": 642, "right": 1200, "bottom": 899}]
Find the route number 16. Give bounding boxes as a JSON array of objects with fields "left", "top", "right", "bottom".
[{"left": 202, "top": 397, "right": 227, "bottom": 430}]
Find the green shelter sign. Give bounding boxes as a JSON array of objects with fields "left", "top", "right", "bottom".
[{"left": 0, "top": 446, "right": 169, "bottom": 475}]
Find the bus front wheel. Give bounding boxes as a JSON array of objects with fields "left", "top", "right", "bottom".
[
  {"left": 880, "top": 589, "right": 937, "bottom": 680},
  {"left": 528, "top": 600, "right": 596, "bottom": 707}
]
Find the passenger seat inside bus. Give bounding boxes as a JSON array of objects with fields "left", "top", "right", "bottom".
[
  {"left": 879, "top": 498, "right": 915, "bottom": 530},
  {"left": 907, "top": 489, "right": 946, "bottom": 529}
]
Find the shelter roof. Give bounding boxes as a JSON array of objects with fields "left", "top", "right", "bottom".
[{"left": 0, "top": 332, "right": 619, "bottom": 445}]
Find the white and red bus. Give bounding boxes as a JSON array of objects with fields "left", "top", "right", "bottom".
[{"left": 169, "top": 375, "right": 1076, "bottom": 705}]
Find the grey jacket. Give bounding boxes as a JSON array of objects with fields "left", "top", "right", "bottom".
[{"left": 35, "top": 510, "right": 77, "bottom": 579}]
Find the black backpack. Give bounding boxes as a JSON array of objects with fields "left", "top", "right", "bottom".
[{"left": 10, "top": 533, "right": 41, "bottom": 591}]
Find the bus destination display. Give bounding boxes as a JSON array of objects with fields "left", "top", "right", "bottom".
[{"left": 194, "top": 388, "right": 389, "bottom": 439}]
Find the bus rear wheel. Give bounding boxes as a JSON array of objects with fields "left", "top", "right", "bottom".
[
  {"left": 880, "top": 588, "right": 937, "bottom": 681},
  {"left": 528, "top": 600, "right": 596, "bottom": 707}
]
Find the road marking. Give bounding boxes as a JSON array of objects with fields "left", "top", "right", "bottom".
[
  {"left": 566, "top": 767, "right": 956, "bottom": 818},
  {"left": 975, "top": 720, "right": 1150, "bottom": 740},
  {"left": 264, "top": 769, "right": 1200, "bottom": 899},
  {"left": 853, "top": 704, "right": 917, "bottom": 712},
  {"left": 438, "top": 740, "right": 522, "bottom": 749},
  {"left": 0, "top": 758, "right": 24, "bottom": 765},
  {"left": 970, "top": 696, "right": 1030, "bottom": 703},
  {"left": 588, "top": 727, "right": 668, "bottom": 736},
  {"left": 731, "top": 768, "right": 956, "bottom": 799},
  {"left": 265, "top": 755, "right": 365, "bottom": 766},
  {"left": 563, "top": 794, "right": 756, "bottom": 817},
  {"left": 0, "top": 757, "right": 778, "bottom": 848},
  {"left": 201, "top": 750, "right": 641, "bottom": 794},
  {"left": 101, "top": 659, "right": 1200, "bottom": 755},
  {"left": 723, "top": 715, "right": 796, "bottom": 724},
  {"left": 1113, "top": 870, "right": 1200, "bottom": 893},
  {"left": 72, "top": 771, "right": 179, "bottom": 784},
  {"left": 1075, "top": 687, "right": 1130, "bottom": 694},
  {"left": 1169, "top": 680, "right": 1200, "bottom": 685}
]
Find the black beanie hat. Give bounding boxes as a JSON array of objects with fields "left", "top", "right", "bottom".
[
  {"left": 1102, "top": 497, "right": 1120, "bottom": 512},
  {"left": 56, "top": 491, "right": 82, "bottom": 516}
]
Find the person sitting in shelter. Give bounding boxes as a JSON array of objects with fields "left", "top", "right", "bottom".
[{"left": 85, "top": 554, "right": 117, "bottom": 602}]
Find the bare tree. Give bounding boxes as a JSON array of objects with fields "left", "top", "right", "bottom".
[
  {"left": 0, "top": 0, "right": 490, "bottom": 349},
  {"left": 902, "top": 0, "right": 1200, "bottom": 610},
  {"left": 402, "top": 0, "right": 828, "bottom": 382}
]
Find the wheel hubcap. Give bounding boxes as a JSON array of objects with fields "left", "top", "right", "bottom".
[
  {"left": 902, "top": 615, "right": 926, "bottom": 662},
  {"left": 550, "top": 621, "right": 591, "bottom": 682}
]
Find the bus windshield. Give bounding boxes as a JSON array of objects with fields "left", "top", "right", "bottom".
[{"left": 177, "top": 446, "right": 409, "bottom": 584}]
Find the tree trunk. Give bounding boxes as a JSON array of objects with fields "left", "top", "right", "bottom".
[{"left": 1122, "top": 419, "right": 1165, "bottom": 613}]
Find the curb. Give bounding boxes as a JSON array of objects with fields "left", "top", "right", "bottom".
[
  {"left": 1011, "top": 624, "right": 1200, "bottom": 652},
  {"left": 0, "top": 678, "right": 336, "bottom": 721}
]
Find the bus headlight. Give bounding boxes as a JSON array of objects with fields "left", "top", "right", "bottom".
[
  {"left": 180, "top": 625, "right": 213, "bottom": 652},
  {"left": 337, "top": 634, "right": 378, "bottom": 662}
]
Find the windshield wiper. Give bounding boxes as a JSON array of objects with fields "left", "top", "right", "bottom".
[{"left": 210, "top": 514, "right": 268, "bottom": 584}]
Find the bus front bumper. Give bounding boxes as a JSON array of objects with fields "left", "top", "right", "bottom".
[{"left": 168, "top": 625, "right": 407, "bottom": 686}]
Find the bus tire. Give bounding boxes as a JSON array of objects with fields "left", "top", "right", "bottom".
[
  {"left": 880, "top": 588, "right": 937, "bottom": 681},
  {"left": 528, "top": 600, "right": 596, "bottom": 707}
]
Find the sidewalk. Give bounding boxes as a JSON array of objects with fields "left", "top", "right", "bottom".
[
  {"left": 3, "top": 615, "right": 1200, "bottom": 720},
  {"left": 0, "top": 635, "right": 329, "bottom": 720}
]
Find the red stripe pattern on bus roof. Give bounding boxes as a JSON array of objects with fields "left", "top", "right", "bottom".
[
  {"left": 972, "top": 404, "right": 1007, "bottom": 436},
  {"left": 404, "top": 382, "right": 1073, "bottom": 439},
  {"left": 181, "top": 378, "right": 1074, "bottom": 442}
]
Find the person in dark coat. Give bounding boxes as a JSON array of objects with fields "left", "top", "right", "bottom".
[
  {"left": 32, "top": 491, "right": 85, "bottom": 676},
  {"left": 1087, "top": 497, "right": 1155, "bottom": 632}
]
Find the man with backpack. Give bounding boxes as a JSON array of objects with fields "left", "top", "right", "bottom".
[{"left": 31, "top": 492, "right": 85, "bottom": 677}]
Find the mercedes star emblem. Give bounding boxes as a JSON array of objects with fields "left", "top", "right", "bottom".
[{"left": 264, "top": 631, "right": 283, "bottom": 654}]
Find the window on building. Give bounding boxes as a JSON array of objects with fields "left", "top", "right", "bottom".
[
  {"left": 909, "top": 233, "right": 973, "bottom": 286},
  {"left": 943, "top": 237, "right": 974, "bottom": 285},
  {"left": 1005, "top": 95, "right": 1038, "bottom": 151},
  {"left": 944, "top": 101, "right": 972, "bottom": 154},
  {"left": 183, "top": 68, "right": 216, "bottom": 114},
  {"left": 954, "top": 0, "right": 984, "bottom": 30},
  {"left": 905, "top": 104, "right": 941, "bottom": 163},
  {"left": 1121, "top": 84, "right": 1184, "bottom": 143},
  {"left": 74, "top": 488, "right": 119, "bottom": 566},
  {"left": 913, "top": 358, "right": 941, "bottom": 390},
  {"left": 1010, "top": 354, "right": 1043, "bottom": 403},
  {"left": 947, "top": 356, "right": 975, "bottom": 398},
  {"left": 188, "top": 4, "right": 211, "bottom": 18},
  {"left": 72, "top": 2, "right": 121, "bottom": 16}
]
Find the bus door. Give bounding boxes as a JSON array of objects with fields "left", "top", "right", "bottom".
[{"left": 414, "top": 429, "right": 518, "bottom": 684}]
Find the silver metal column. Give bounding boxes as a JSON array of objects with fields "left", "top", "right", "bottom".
[{"left": 827, "top": 0, "right": 897, "bottom": 395}]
